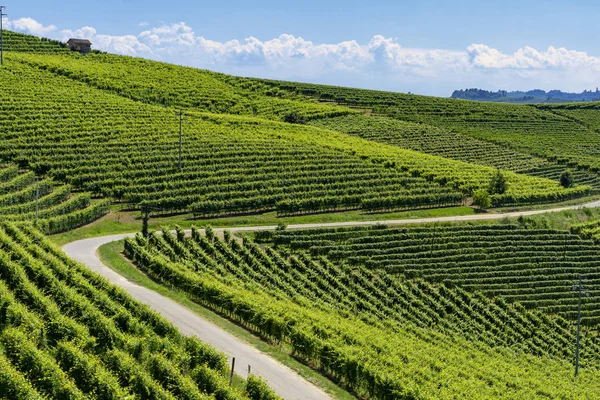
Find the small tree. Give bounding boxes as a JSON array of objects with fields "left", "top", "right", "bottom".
[
  {"left": 560, "top": 170, "right": 573, "bottom": 188},
  {"left": 283, "top": 113, "right": 306, "bottom": 124},
  {"left": 488, "top": 169, "right": 508, "bottom": 195},
  {"left": 473, "top": 189, "right": 491, "bottom": 209}
]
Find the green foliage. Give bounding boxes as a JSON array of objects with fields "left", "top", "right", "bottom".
[
  {"left": 472, "top": 189, "right": 491, "bottom": 209},
  {"left": 488, "top": 169, "right": 508, "bottom": 194},
  {"left": 0, "top": 222, "right": 261, "bottom": 399},
  {"left": 560, "top": 169, "right": 574, "bottom": 188},
  {"left": 246, "top": 375, "right": 282, "bottom": 400},
  {"left": 3, "top": 30, "right": 69, "bottom": 53},
  {"left": 0, "top": 165, "right": 108, "bottom": 233},
  {"left": 124, "top": 225, "right": 600, "bottom": 399},
  {"left": 283, "top": 112, "right": 306, "bottom": 124}
]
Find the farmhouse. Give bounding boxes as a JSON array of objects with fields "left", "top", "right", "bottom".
[{"left": 67, "top": 38, "right": 92, "bottom": 54}]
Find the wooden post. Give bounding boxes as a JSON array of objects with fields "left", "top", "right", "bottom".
[{"left": 229, "top": 357, "right": 235, "bottom": 387}]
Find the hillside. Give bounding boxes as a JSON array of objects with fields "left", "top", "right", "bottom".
[
  {"left": 0, "top": 45, "right": 587, "bottom": 218},
  {"left": 121, "top": 226, "right": 600, "bottom": 399},
  {"left": 0, "top": 222, "right": 276, "bottom": 399},
  {"left": 0, "top": 164, "right": 109, "bottom": 234},
  {"left": 247, "top": 78, "right": 600, "bottom": 173}
]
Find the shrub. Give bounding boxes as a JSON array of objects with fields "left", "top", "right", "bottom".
[{"left": 473, "top": 189, "right": 491, "bottom": 209}]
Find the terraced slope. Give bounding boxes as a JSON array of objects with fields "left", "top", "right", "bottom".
[
  {"left": 0, "top": 222, "right": 276, "bottom": 399},
  {"left": 13, "top": 51, "right": 351, "bottom": 121},
  {"left": 247, "top": 79, "right": 600, "bottom": 172},
  {"left": 0, "top": 164, "right": 109, "bottom": 234},
  {"left": 274, "top": 224, "right": 600, "bottom": 325},
  {"left": 0, "top": 56, "right": 579, "bottom": 216},
  {"left": 540, "top": 102, "right": 600, "bottom": 132},
  {"left": 310, "top": 114, "right": 600, "bottom": 191},
  {"left": 122, "top": 226, "right": 600, "bottom": 399},
  {"left": 3, "top": 30, "right": 69, "bottom": 52}
]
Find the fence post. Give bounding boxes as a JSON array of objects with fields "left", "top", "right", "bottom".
[{"left": 229, "top": 357, "right": 235, "bottom": 387}]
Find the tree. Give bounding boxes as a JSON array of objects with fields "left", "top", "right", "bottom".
[
  {"left": 560, "top": 170, "right": 573, "bottom": 188},
  {"left": 473, "top": 189, "right": 491, "bottom": 209},
  {"left": 283, "top": 113, "right": 306, "bottom": 124},
  {"left": 488, "top": 170, "right": 508, "bottom": 195}
]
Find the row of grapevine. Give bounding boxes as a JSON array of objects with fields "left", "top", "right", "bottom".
[
  {"left": 275, "top": 224, "right": 600, "bottom": 325},
  {"left": 0, "top": 221, "right": 279, "bottom": 399},
  {"left": 0, "top": 165, "right": 109, "bottom": 233},
  {"left": 122, "top": 226, "right": 600, "bottom": 399}
]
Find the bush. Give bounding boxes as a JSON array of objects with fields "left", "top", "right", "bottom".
[
  {"left": 560, "top": 170, "right": 573, "bottom": 188},
  {"left": 283, "top": 113, "right": 306, "bottom": 124},
  {"left": 473, "top": 189, "right": 491, "bottom": 209},
  {"left": 245, "top": 375, "right": 282, "bottom": 400}
]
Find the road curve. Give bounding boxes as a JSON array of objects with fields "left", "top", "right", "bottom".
[
  {"left": 63, "top": 234, "right": 331, "bottom": 400},
  {"left": 62, "top": 199, "right": 600, "bottom": 399}
]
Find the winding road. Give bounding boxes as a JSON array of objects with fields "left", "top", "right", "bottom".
[{"left": 62, "top": 200, "right": 600, "bottom": 399}]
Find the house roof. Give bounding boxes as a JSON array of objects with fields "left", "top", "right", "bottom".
[{"left": 67, "top": 38, "right": 92, "bottom": 46}]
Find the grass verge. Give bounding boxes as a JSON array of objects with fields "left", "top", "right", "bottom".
[
  {"left": 98, "top": 240, "right": 357, "bottom": 400},
  {"left": 50, "top": 205, "right": 474, "bottom": 246}
]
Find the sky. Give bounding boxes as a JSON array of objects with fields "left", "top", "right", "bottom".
[{"left": 4, "top": 0, "right": 600, "bottom": 96}]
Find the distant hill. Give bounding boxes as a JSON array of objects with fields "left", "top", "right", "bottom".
[{"left": 451, "top": 88, "right": 600, "bottom": 103}]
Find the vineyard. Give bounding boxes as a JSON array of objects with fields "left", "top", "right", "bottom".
[
  {"left": 251, "top": 78, "right": 600, "bottom": 173},
  {"left": 122, "top": 226, "right": 600, "bottom": 399},
  {"left": 273, "top": 224, "right": 600, "bottom": 325},
  {"left": 3, "top": 28, "right": 600, "bottom": 399},
  {"left": 0, "top": 51, "right": 582, "bottom": 218},
  {"left": 0, "top": 222, "right": 277, "bottom": 399},
  {"left": 2, "top": 30, "right": 69, "bottom": 53},
  {"left": 13, "top": 51, "right": 351, "bottom": 121},
  {"left": 310, "top": 114, "right": 600, "bottom": 191},
  {"left": 0, "top": 164, "right": 109, "bottom": 234}
]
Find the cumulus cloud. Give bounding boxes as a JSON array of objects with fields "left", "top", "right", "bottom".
[
  {"left": 6, "top": 17, "right": 600, "bottom": 95},
  {"left": 7, "top": 17, "right": 57, "bottom": 36}
]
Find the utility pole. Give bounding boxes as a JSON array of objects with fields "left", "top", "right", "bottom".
[
  {"left": 179, "top": 109, "right": 183, "bottom": 170},
  {"left": 574, "top": 276, "right": 589, "bottom": 377},
  {"left": 0, "top": 6, "right": 7, "bottom": 66},
  {"left": 141, "top": 207, "right": 150, "bottom": 238}
]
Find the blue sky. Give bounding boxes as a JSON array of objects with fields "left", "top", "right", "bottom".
[{"left": 5, "top": 0, "right": 600, "bottom": 96}]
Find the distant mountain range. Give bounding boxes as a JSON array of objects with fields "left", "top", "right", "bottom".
[{"left": 451, "top": 88, "right": 600, "bottom": 103}]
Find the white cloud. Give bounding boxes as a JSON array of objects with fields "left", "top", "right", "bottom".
[
  {"left": 7, "top": 17, "right": 57, "bottom": 36},
  {"left": 6, "top": 17, "right": 600, "bottom": 95}
]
